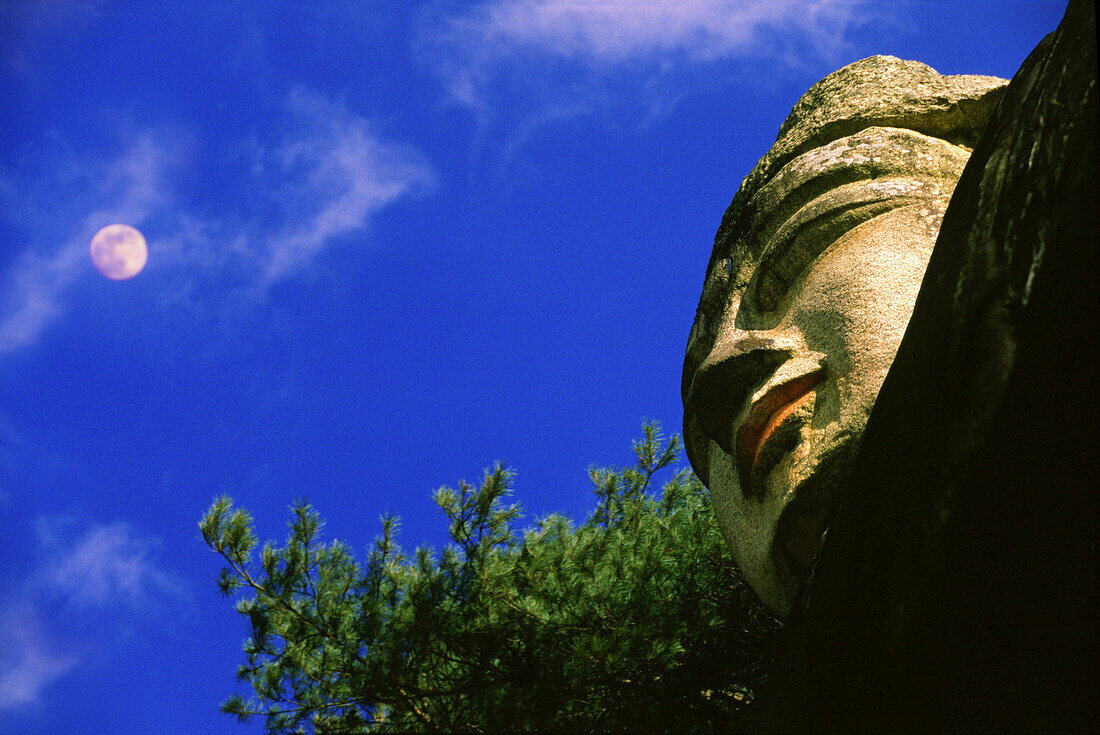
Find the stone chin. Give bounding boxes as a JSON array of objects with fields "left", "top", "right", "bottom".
[
  {"left": 701, "top": 414, "right": 861, "bottom": 615},
  {"left": 691, "top": 354, "right": 868, "bottom": 615}
]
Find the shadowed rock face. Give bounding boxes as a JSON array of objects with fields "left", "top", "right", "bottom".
[
  {"left": 750, "top": 0, "right": 1097, "bottom": 732},
  {"left": 682, "top": 57, "right": 1006, "bottom": 615}
]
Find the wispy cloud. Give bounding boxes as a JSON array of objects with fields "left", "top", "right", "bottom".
[
  {"left": 0, "top": 132, "right": 178, "bottom": 359},
  {"left": 410, "top": 0, "right": 883, "bottom": 185},
  {"left": 0, "top": 89, "right": 434, "bottom": 359},
  {"left": 33, "top": 517, "right": 187, "bottom": 609},
  {"left": 0, "top": 518, "right": 187, "bottom": 711},
  {"left": 418, "top": 0, "right": 878, "bottom": 125},
  {"left": 0, "top": 603, "right": 79, "bottom": 710},
  {"left": 258, "top": 88, "right": 436, "bottom": 287}
]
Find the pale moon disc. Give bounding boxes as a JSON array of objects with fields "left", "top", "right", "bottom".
[{"left": 90, "top": 224, "right": 148, "bottom": 280}]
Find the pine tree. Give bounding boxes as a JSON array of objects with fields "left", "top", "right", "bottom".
[{"left": 200, "top": 423, "right": 780, "bottom": 733}]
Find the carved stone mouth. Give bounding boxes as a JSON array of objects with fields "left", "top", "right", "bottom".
[{"left": 735, "top": 368, "right": 826, "bottom": 498}]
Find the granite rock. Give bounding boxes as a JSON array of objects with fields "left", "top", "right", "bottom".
[
  {"left": 683, "top": 58, "right": 1006, "bottom": 616},
  {"left": 754, "top": 2, "right": 1098, "bottom": 732}
]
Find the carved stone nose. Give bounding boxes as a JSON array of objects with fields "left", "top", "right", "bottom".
[{"left": 686, "top": 333, "right": 796, "bottom": 457}]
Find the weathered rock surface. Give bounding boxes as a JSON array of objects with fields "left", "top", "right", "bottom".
[
  {"left": 684, "top": 57, "right": 1010, "bottom": 616},
  {"left": 747, "top": 55, "right": 1005, "bottom": 193},
  {"left": 752, "top": 1, "right": 1097, "bottom": 732},
  {"left": 707, "top": 56, "right": 1007, "bottom": 313},
  {"left": 741, "top": 126, "right": 971, "bottom": 312}
]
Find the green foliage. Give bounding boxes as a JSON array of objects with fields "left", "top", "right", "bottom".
[{"left": 200, "top": 423, "right": 780, "bottom": 733}]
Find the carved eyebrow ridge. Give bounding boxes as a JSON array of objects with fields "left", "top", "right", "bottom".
[
  {"left": 687, "top": 128, "right": 971, "bottom": 383},
  {"left": 739, "top": 128, "right": 970, "bottom": 269},
  {"left": 752, "top": 179, "right": 946, "bottom": 311}
]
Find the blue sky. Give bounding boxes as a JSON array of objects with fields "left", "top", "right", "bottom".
[{"left": 0, "top": 1, "right": 1066, "bottom": 732}]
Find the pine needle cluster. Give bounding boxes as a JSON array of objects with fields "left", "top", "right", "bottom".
[{"left": 200, "top": 423, "right": 780, "bottom": 733}]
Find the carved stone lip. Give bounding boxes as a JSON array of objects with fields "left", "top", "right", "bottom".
[{"left": 734, "top": 366, "right": 826, "bottom": 497}]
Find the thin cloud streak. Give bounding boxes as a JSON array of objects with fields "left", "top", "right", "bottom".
[
  {"left": 0, "top": 133, "right": 174, "bottom": 359},
  {"left": 259, "top": 88, "right": 436, "bottom": 287},
  {"left": 34, "top": 518, "right": 188, "bottom": 610},
  {"left": 420, "top": 0, "right": 875, "bottom": 107},
  {"left": 0, "top": 90, "right": 434, "bottom": 359},
  {"left": 0, "top": 518, "right": 187, "bottom": 711},
  {"left": 0, "top": 603, "right": 78, "bottom": 711}
]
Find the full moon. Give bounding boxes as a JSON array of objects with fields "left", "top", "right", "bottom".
[{"left": 90, "top": 224, "right": 148, "bottom": 280}]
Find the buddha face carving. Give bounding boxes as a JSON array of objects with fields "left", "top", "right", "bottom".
[{"left": 681, "top": 57, "right": 1006, "bottom": 615}]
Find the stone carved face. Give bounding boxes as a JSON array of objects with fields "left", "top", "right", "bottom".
[{"left": 681, "top": 57, "right": 1006, "bottom": 615}]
